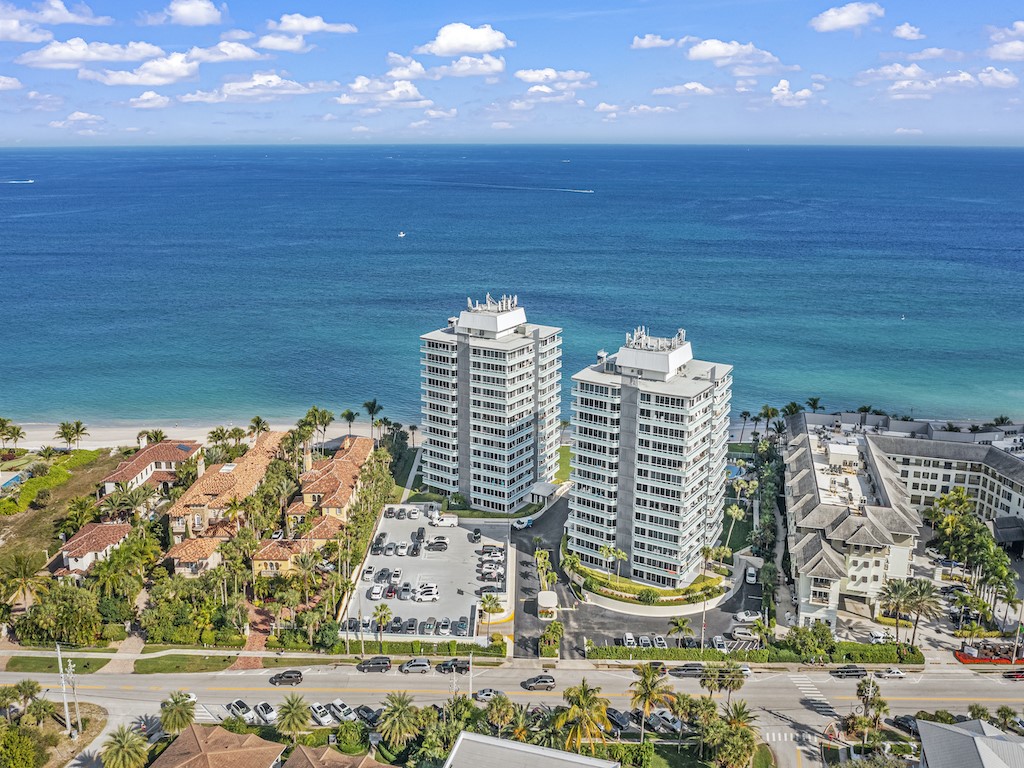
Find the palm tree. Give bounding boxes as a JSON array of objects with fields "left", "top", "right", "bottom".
[
  {"left": 480, "top": 593, "right": 502, "bottom": 636},
  {"left": 667, "top": 692, "right": 692, "bottom": 752},
  {"left": 363, "top": 399, "right": 383, "bottom": 439},
  {"left": 879, "top": 579, "right": 916, "bottom": 644},
  {"left": 55, "top": 421, "right": 77, "bottom": 450},
  {"left": 737, "top": 411, "right": 751, "bottom": 443},
  {"left": 5, "top": 425, "right": 25, "bottom": 451},
  {"left": 722, "top": 700, "right": 758, "bottom": 733},
  {"left": 993, "top": 415, "right": 1012, "bottom": 426},
  {"left": 968, "top": 703, "right": 990, "bottom": 722},
  {"left": 373, "top": 603, "right": 392, "bottom": 651},
  {"left": 667, "top": 616, "right": 694, "bottom": 647},
  {"left": 485, "top": 694, "right": 516, "bottom": 739},
  {"left": 277, "top": 693, "right": 310, "bottom": 743},
  {"left": 292, "top": 550, "right": 320, "bottom": 604},
  {"left": 718, "top": 662, "right": 747, "bottom": 704},
  {"left": 14, "top": 679, "right": 40, "bottom": 712},
  {"left": 408, "top": 424, "right": 418, "bottom": 447},
  {"left": 907, "top": 578, "right": 943, "bottom": 647},
  {"left": 629, "top": 662, "right": 675, "bottom": 741},
  {"left": 758, "top": 405, "right": 779, "bottom": 436},
  {"left": 0, "top": 687, "right": 16, "bottom": 722},
  {"left": 557, "top": 678, "right": 612, "bottom": 755},
  {"left": 61, "top": 495, "right": 99, "bottom": 536},
  {"left": 101, "top": 725, "right": 149, "bottom": 768},
  {"left": 249, "top": 416, "right": 269, "bottom": 440},
  {"left": 996, "top": 705, "right": 1017, "bottom": 730},
  {"left": 806, "top": 397, "right": 822, "bottom": 413},
  {"left": 1, "top": 552, "right": 49, "bottom": 607},
  {"left": 724, "top": 503, "right": 745, "bottom": 549},
  {"left": 89, "top": 557, "right": 139, "bottom": 599},
  {"left": 160, "top": 691, "right": 196, "bottom": 735},
  {"left": 379, "top": 691, "right": 420, "bottom": 749},
  {"left": 339, "top": 409, "right": 358, "bottom": 437},
  {"left": 750, "top": 415, "right": 761, "bottom": 438},
  {"left": 70, "top": 420, "right": 89, "bottom": 448},
  {"left": 25, "top": 697, "right": 54, "bottom": 725},
  {"left": 207, "top": 426, "right": 228, "bottom": 446},
  {"left": 781, "top": 402, "right": 804, "bottom": 417},
  {"left": 227, "top": 426, "right": 247, "bottom": 446}
]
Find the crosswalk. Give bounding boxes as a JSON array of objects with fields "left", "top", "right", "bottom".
[
  {"left": 789, "top": 674, "right": 838, "bottom": 719},
  {"left": 762, "top": 731, "right": 819, "bottom": 744}
]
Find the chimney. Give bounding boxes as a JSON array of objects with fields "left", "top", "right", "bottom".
[
  {"left": 196, "top": 452, "right": 206, "bottom": 478},
  {"left": 138, "top": 433, "right": 148, "bottom": 449}
]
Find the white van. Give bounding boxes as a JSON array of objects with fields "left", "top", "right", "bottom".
[
  {"left": 623, "top": 632, "right": 636, "bottom": 648},
  {"left": 431, "top": 514, "right": 458, "bottom": 528}
]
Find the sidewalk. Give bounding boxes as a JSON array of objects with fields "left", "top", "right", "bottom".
[{"left": 94, "top": 634, "right": 144, "bottom": 675}]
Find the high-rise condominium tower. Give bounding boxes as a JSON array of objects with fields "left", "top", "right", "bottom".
[
  {"left": 419, "top": 294, "right": 562, "bottom": 514},
  {"left": 566, "top": 327, "right": 732, "bottom": 588}
]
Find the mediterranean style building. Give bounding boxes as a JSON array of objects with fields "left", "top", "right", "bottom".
[
  {"left": 99, "top": 439, "right": 201, "bottom": 498},
  {"left": 565, "top": 327, "right": 732, "bottom": 588},
  {"left": 419, "top": 294, "right": 562, "bottom": 514}
]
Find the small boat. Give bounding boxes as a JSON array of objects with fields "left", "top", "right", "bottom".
[{"left": 398, "top": 231, "right": 406, "bottom": 238}]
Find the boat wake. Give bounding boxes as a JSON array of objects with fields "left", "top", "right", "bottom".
[{"left": 4, "top": 179, "right": 35, "bottom": 184}]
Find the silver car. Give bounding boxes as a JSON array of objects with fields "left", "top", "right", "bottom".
[
  {"left": 309, "top": 702, "right": 335, "bottom": 727},
  {"left": 254, "top": 701, "right": 277, "bottom": 724}
]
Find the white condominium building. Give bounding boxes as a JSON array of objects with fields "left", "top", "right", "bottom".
[
  {"left": 419, "top": 294, "right": 562, "bottom": 514},
  {"left": 566, "top": 327, "right": 732, "bottom": 588}
]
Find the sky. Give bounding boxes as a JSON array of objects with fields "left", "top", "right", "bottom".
[{"left": 0, "top": 0, "right": 1022, "bottom": 145}]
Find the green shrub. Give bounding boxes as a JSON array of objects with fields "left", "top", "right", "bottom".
[
  {"left": 637, "top": 589, "right": 659, "bottom": 605},
  {"left": 201, "top": 629, "right": 216, "bottom": 646},
  {"left": 101, "top": 624, "right": 128, "bottom": 642},
  {"left": 830, "top": 641, "right": 924, "bottom": 665},
  {"left": 587, "top": 646, "right": 768, "bottom": 663},
  {"left": 336, "top": 721, "right": 368, "bottom": 753},
  {"left": 295, "top": 729, "right": 333, "bottom": 747},
  {"left": 540, "top": 644, "right": 558, "bottom": 657},
  {"left": 876, "top": 616, "right": 913, "bottom": 629}
]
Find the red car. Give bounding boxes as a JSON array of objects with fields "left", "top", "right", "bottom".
[{"left": 385, "top": 584, "right": 397, "bottom": 599}]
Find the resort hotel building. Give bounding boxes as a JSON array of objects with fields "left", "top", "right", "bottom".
[
  {"left": 565, "top": 327, "right": 732, "bottom": 588},
  {"left": 419, "top": 294, "right": 562, "bottom": 514},
  {"left": 783, "top": 411, "right": 1024, "bottom": 629}
]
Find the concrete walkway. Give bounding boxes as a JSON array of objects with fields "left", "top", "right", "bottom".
[
  {"left": 399, "top": 447, "right": 422, "bottom": 503},
  {"left": 95, "top": 633, "right": 144, "bottom": 675}
]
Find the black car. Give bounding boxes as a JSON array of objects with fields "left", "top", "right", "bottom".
[
  {"left": 670, "top": 663, "right": 705, "bottom": 678},
  {"left": 941, "top": 583, "right": 968, "bottom": 595},
  {"left": 415, "top": 527, "right": 426, "bottom": 543},
  {"left": 437, "top": 658, "right": 471, "bottom": 674},
  {"left": 269, "top": 669, "right": 303, "bottom": 686},
  {"left": 832, "top": 664, "right": 868, "bottom": 678},
  {"left": 384, "top": 508, "right": 396, "bottom": 519},
  {"left": 356, "top": 656, "right": 392, "bottom": 673},
  {"left": 404, "top": 618, "right": 417, "bottom": 634},
  {"left": 346, "top": 618, "right": 359, "bottom": 633},
  {"left": 469, "top": 528, "right": 482, "bottom": 543},
  {"left": 477, "top": 585, "right": 500, "bottom": 595},
  {"left": 370, "top": 543, "right": 384, "bottom": 556},
  {"left": 606, "top": 708, "right": 631, "bottom": 731},
  {"left": 523, "top": 674, "right": 556, "bottom": 691},
  {"left": 892, "top": 715, "right": 919, "bottom": 735},
  {"left": 425, "top": 540, "right": 448, "bottom": 552},
  {"left": 375, "top": 568, "right": 390, "bottom": 584},
  {"left": 375, "top": 532, "right": 387, "bottom": 546},
  {"left": 409, "top": 542, "right": 421, "bottom": 558},
  {"left": 355, "top": 705, "right": 382, "bottom": 726},
  {"left": 388, "top": 617, "right": 403, "bottom": 633}
]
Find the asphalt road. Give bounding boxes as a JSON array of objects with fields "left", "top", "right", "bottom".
[{"left": 12, "top": 664, "right": 1024, "bottom": 768}]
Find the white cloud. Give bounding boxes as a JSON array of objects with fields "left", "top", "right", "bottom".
[
  {"left": 978, "top": 66, "right": 1019, "bottom": 88},
  {"left": 268, "top": 13, "right": 356, "bottom": 35},
  {"left": 129, "top": 89, "right": 170, "bottom": 108},
  {"left": 0, "top": 0, "right": 111, "bottom": 25},
  {"left": 894, "top": 127, "right": 922, "bottom": 134},
  {"left": 809, "top": 2, "right": 884, "bottom": 32},
  {"left": 414, "top": 22, "right": 514, "bottom": 56},
  {"left": 17, "top": 38, "right": 165, "bottom": 69},
  {"left": 0, "top": 74, "right": 22, "bottom": 89},
  {"left": 856, "top": 62, "right": 928, "bottom": 83},
  {"left": 0, "top": 19, "right": 51, "bottom": 41},
  {"left": 186, "top": 41, "right": 263, "bottom": 62},
  {"left": 594, "top": 102, "right": 618, "bottom": 112},
  {"left": 892, "top": 22, "right": 923, "bottom": 40},
  {"left": 180, "top": 72, "right": 339, "bottom": 103},
  {"left": 319, "top": 113, "right": 336, "bottom": 121},
  {"left": 256, "top": 33, "right": 310, "bottom": 52},
  {"left": 652, "top": 81, "right": 713, "bottom": 95},
  {"left": 78, "top": 52, "right": 198, "bottom": 86},
  {"left": 434, "top": 53, "right": 504, "bottom": 78},
  {"left": 48, "top": 109, "right": 103, "bottom": 127},
  {"left": 627, "top": 104, "right": 675, "bottom": 114},
  {"left": 508, "top": 99, "right": 532, "bottom": 110},
  {"left": 409, "top": 119, "right": 428, "bottom": 128},
  {"left": 888, "top": 71, "right": 975, "bottom": 100},
  {"left": 336, "top": 77, "right": 433, "bottom": 109},
  {"left": 491, "top": 121, "right": 513, "bottom": 129},
  {"left": 424, "top": 107, "right": 456, "bottom": 118},
  {"left": 514, "top": 67, "right": 590, "bottom": 83},
  {"left": 352, "top": 125, "right": 369, "bottom": 133},
  {"left": 26, "top": 90, "right": 62, "bottom": 109},
  {"left": 906, "top": 47, "right": 962, "bottom": 61},
  {"left": 220, "top": 29, "right": 252, "bottom": 41},
  {"left": 735, "top": 78, "right": 756, "bottom": 92},
  {"left": 685, "top": 38, "right": 789, "bottom": 76},
  {"left": 988, "top": 41, "right": 1024, "bottom": 61},
  {"left": 386, "top": 53, "right": 427, "bottom": 79},
  {"left": 770, "top": 79, "right": 814, "bottom": 107},
  {"left": 989, "top": 21, "right": 1024, "bottom": 43},
  {"left": 145, "top": 0, "right": 224, "bottom": 26},
  {"left": 631, "top": 33, "right": 675, "bottom": 49}
]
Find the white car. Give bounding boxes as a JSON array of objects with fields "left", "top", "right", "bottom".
[
  {"left": 869, "top": 630, "right": 894, "bottom": 645},
  {"left": 875, "top": 667, "right": 905, "bottom": 679},
  {"left": 396, "top": 542, "right": 410, "bottom": 556},
  {"left": 318, "top": 559, "right": 335, "bottom": 572},
  {"left": 511, "top": 518, "right": 533, "bottom": 531},
  {"left": 480, "top": 551, "right": 504, "bottom": 563},
  {"left": 745, "top": 567, "right": 758, "bottom": 585},
  {"left": 227, "top": 700, "right": 256, "bottom": 724},
  {"left": 414, "top": 590, "right": 439, "bottom": 603},
  {"left": 653, "top": 635, "right": 668, "bottom": 649},
  {"left": 738, "top": 664, "right": 752, "bottom": 677},
  {"left": 361, "top": 566, "right": 374, "bottom": 582},
  {"left": 309, "top": 702, "right": 335, "bottom": 727},
  {"left": 733, "top": 610, "right": 761, "bottom": 623},
  {"left": 481, "top": 562, "right": 505, "bottom": 574},
  {"left": 408, "top": 508, "right": 421, "bottom": 520},
  {"left": 712, "top": 635, "right": 728, "bottom": 651},
  {"left": 429, "top": 536, "right": 450, "bottom": 546},
  {"left": 650, "top": 708, "right": 685, "bottom": 735},
  {"left": 438, "top": 617, "right": 452, "bottom": 636},
  {"left": 369, "top": 584, "right": 384, "bottom": 600},
  {"left": 475, "top": 688, "right": 501, "bottom": 703},
  {"left": 329, "top": 699, "right": 357, "bottom": 722},
  {"left": 731, "top": 627, "right": 759, "bottom": 643},
  {"left": 254, "top": 701, "right": 277, "bottom": 724},
  {"left": 417, "top": 582, "right": 439, "bottom": 592}
]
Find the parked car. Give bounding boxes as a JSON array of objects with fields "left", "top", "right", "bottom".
[
  {"left": 317, "top": 559, "right": 335, "bottom": 573},
  {"left": 1002, "top": 669, "right": 1024, "bottom": 681},
  {"left": 397, "top": 509, "right": 407, "bottom": 520},
  {"left": 361, "top": 566, "right": 374, "bottom": 582},
  {"left": 355, "top": 705, "right": 382, "bottom": 727},
  {"left": 941, "top": 583, "right": 969, "bottom": 595},
  {"left": 374, "top": 568, "right": 390, "bottom": 584},
  {"left": 832, "top": 664, "right": 868, "bottom": 678},
  {"left": 309, "top": 702, "right": 335, "bottom": 727},
  {"left": 523, "top": 674, "right": 556, "bottom": 691},
  {"left": 623, "top": 632, "right": 636, "bottom": 648},
  {"left": 271, "top": 530, "right": 285, "bottom": 540},
  {"left": 869, "top": 630, "right": 894, "bottom": 645},
  {"left": 606, "top": 708, "right": 631, "bottom": 731},
  {"left": 481, "top": 544, "right": 504, "bottom": 554},
  {"left": 937, "top": 558, "right": 964, "bottom": 569},
  {"left": 892, "top": 715, "right": 918, "bottom": 735},
  {"left": 400, "top": 658, "right": 432, "bottom": 674},
  {"left": 712, "top": 635, "right": 728, "bottom": 651},
  {"left": 269, "top": 669, "right": 303, "bottom": 686},
  {"left": 511, "top": 518, "right": 534, "bottom": 530},
  {"left": 370, "top": 542, "right": 384, "bottom": 556},
  {"left": 421, "top": 617, "right": 437, "bottom": 635},
  {"left": 437, "top": 658, "right": 470, "bottom": 674},
  {"left": 409, "top": 542, "right": 421, "bottom": 558},
  {"left": 480, "top": 551, "right": 504, "bottom": 563},
  {"left": 368, "top": 584, "right": 384, "bottom": 600},
  {"left": 425, "top": 540, "right": 448, "bottom": 552},
  {"left": 396, "top": 541, "right": 410, "bottom": 556},
  {"left": 653, "top": 634, "right": 668, "bottom": 649},
  {"left": 475, "top": 688, "right": 501, "bottom": 703},
  {"left": 745, "top": 566, "right": 758, "bottom": 584},
  {"left": 399, "top": 583, "right": 413, "bottom": 601},
  {"left": 384, "top": 507, "right": 397, "bottom": 518},
  {"left": 638, "top": 635, "right": 653, "bottom": 649},
  {"left": 356, "top": 656, "right": 392, "bottom": 673},
  {"left": 403, "top": 618, "right": 417, "bottom": 634},
  {"left": 874, "top": 667, "right": 905, "bottom": 679},
  {"left": 387, "top": 617, "right": 403, "bottom": 633},
  {"left": 438, "top": 617, "right": 452, "bottom": 636},
  {"left": 384, "top": 543, "right": 397, "bottom": 556},
  {"left": 734, "top": 610, "right": 761, "bottom": 623},
  {"left": 470, "top": 528, "right": 482, "bottom": 543},
  {"left": 650, "top": 708, "right": 685, "bottom": 735},
  {"left": 415, "top": 527, "right": 426, "bottom": 543},
  {"left": 328, "top": 699, "right": 356, "bottom": 722},
  {"left": 731, "top": 627, "right": 759, "bottom": 643},
  {"left": 390, "top": 568, "right": 402, "bottom": 585},
  {"left": 455, "top": 616, "right": 470, "bottom": 637},
  {"left": 414, "top": 591, "right": 439, "bottom": 602},
  {"left": 384, "top": 584, "right": 397, "bottom": 599},
  {"left": 227, "top": 700, "right": 256, "bottom": 724},
  {"left": 250, "top": 701, "right": 276, "bottom": 724},
  {"left": 429, "top": 536, "right": 450, "bottom": 547},
  {"left": 408, "top": 508, "right": 420, "bottom": 519},
  {"left": 477, "top": 586, "right": 500, "bottom": 595},
  {"left": 481, "top": 562, "right": 505, "bottom": 575},
  {"left": 633, "top": 662, "right": 666, "bottom": 677}
]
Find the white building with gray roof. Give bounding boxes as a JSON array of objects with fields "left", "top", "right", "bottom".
[
  {"left": 443, "top": 731, "right": 619, "bottom": 768},
  {"left": 918, "top": 719, "right": 1024, "bottom": 768}
]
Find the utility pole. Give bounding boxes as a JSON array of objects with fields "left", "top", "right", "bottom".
[
  {"left": 55, "top": 644, "right": 72, "bottom": 737},
  {"left": 66, "top": 660, "right": 82, "bottom": 735},
  {"left": 468, "top": 652, "right": 474, "bottom": 699},
  {"left": 1012, "top": 599, "right": 1024, "bottom": 663}
]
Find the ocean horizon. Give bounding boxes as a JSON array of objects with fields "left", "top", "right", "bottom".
[{"left": 3, "top": 144, "right": 1023, "bottom": 426}]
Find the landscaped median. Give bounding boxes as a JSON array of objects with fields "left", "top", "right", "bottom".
[{"left": 586, "top": 640, "right": 924, "bottom": 665}]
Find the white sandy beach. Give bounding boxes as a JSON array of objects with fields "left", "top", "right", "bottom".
[{"left": 17, "top": 419, "right": 386, "bottom": 451}]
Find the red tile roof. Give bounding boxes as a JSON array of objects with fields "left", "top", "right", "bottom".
[
  {"left": 150, "top": 724, "right": 284, "bottom": 768},
  {"left": 103, "top": 440, "right": 201, "bottom": 485},
  {"left": 299, "top": 436, "right": 374, "bottom": 511},
  {"left": 303, "top": 515, "right": 344, "bottom": 542},
  {"left": 166, "top": 538, "right": 221, "bottom": 564},
  {"left": 60, "top": 523, "right": 133, "bottom": 558}
]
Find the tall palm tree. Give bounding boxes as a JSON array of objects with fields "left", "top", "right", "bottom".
[
  {"left": 480, "top": 593, "right": 502, "bottom": 636},
  {"left": 363, "top": 400, "right": 383, "bottom": 439},
  {"left": 293, "top": 551, "right": 319, "bottom": 604},
  {"left": 758, "top": 405, "right": 779, "bottom": 437},
  {"left": 207, "top": 426, "right": 228, "bottom": 446},
  {"left": 25, "top": 697, "right": 54, "bottom": 725},
  {"left": 907, "top": 578, "right": 943, "bottom": 647},
  {"left": 806, "top": 397, "right": 823, "bottom": 413},
  {"left": 277, "top": 693, "right": 310, "bottom": 743},
  {"left": 629, "top": 662, "right": 675, "bottom": 741},
  {"left": 101, "top": 725, "right": 149, "bottom": 768},
  {"left": 70, "top": 420, "right": 89, "bottom": 448},
  {"left": 667, "top": 692, "right": 693, "bottom": 752},
  {"left": 339, "top": 409, "right": 357, "bottom": 437},
  {"left": 160, "top": 691, "right": 196, "bottom": 736},
  {"left": 55, "top": 421, "right": 76, "bottom": 450},
  {"left": 61, "top": 495, "right": 99, "bottom": 536},
  {"left": 879, "top": 578, "right": 916, "bottom": 644},
  {"left": 227, "top": 427, "right": 247, "bottom": 446},
  {"left": 738, "top": 411, "right": 751, "bottom": 443},
  {"left": 724, "top": 503, "right": 745, "bottom": 549},
  {"left": 667, "top": 616, "right": 694, "bottom": 647},
  {"left": 0, "top": 686, "right": 17, "bottom": 722},
  {"left": 1, "top": 552, "right": 49, "bottom": 607},
  {"left": 722, "top": 700, "right": 758, "bottom": 733},
  {"left": 718, "top": 662, "right": 747, "bottom": 704},
  {"left": 249, "top": 416, "right": 269, "bottom": 440},
  {"left": 556, "top": 678, "right": 611, "bottom": 755},
  {"left": 373, "top": 603, "right": 392, "bottom": 651},
  {"left": 14, "top": 679, "right": 40, "bottom": 711},
  {"left": 5, "top": 425, "right": 25, "bottom": 451},
  {"left": 750, "top": 415, "right": 761, "bottom": 438},
  {"left": 996, "top": 705, "right": 1017, "bottom": 730},
  {"left": 484, "top": 694, "right": 516, "bottom": 739},
  {"left": 379, "top": 691, "right": 420, "bottom": 749},
  {"left": 408, "top": 424, "right": 418, "bottom": 447}
]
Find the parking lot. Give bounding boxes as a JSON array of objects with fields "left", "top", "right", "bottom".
[{"left": 341, "top": 503, "right": 511, "bottom": 643}]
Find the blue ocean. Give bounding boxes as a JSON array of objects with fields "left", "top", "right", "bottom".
[{"left": 2, "top": 145, "right": 1022, "bottom": 425}]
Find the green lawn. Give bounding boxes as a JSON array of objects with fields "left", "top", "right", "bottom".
[
  {"left": 724, "top": 508, "right": 754, "bottom": 553},
  {"left": 556, "top": 445, "right": 571, "bottom": 483},
  {"left": 753, "top": 744, "right": 776, "bottom": 768},
  {"left": 134, "top": 654, "right": 238, "bottom": 674},
  {"left": 5, "top": 655, "right": 111, "bottom": 674},
  {"left": 651, "top": 745, "right": 712, "bottom": 768}
]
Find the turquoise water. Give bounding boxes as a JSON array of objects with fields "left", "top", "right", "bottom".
[{"left": 2, "top": 145, "right": 1022, "bottom": 424}]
